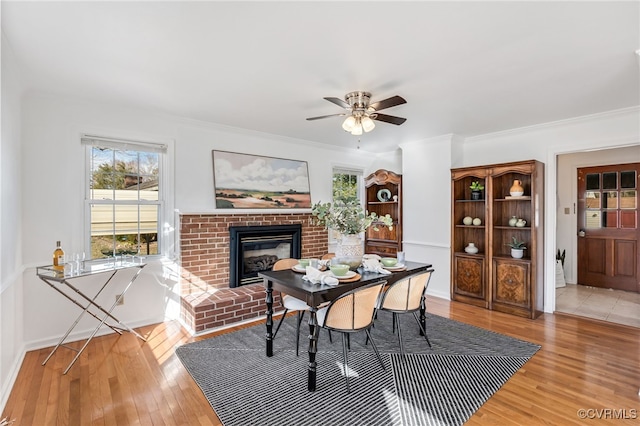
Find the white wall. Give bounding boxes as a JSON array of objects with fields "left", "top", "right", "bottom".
[
  {"left": 1, "top": 32, "right": 26, "bottom": 411},
  {"left": 400, "top": 135, "right": 463, "bottom": 299},
  {"left": 556, "top": 145, "right": 640, "bottom": 285}
]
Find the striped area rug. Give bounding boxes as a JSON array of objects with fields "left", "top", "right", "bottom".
[{"left": 176, "top": 311, "right": 540, "bottom": 426}]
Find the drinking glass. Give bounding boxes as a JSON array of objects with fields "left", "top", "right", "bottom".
[
  {"left": 396, "top": 251, "right": 406, "bottom": 265},
  {"left": 73, "top": 253, "right": 81, "bottom": 275},
  {"left": 64, "top": 262, "right": 74, "bottom": 277}
]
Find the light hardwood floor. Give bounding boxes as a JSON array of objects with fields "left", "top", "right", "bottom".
[{"left": 3, "top": 296, "right": 639, "bottom": 425}]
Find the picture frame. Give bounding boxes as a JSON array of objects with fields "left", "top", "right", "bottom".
[{"left": 212, "top": 150, "right": 312, "bottom": 209}]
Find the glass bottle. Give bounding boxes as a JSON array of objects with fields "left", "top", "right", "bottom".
[{"left": 53, "top": 241, "right": 65, "bottom": 272}]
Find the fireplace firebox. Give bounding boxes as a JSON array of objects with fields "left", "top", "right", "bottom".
[{"left": 229, "top": 224, "right": 302, "bottom": 287}]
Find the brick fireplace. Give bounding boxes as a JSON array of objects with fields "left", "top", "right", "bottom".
[{"left": 179, "top": 212, "right": 327, "bottom": 333}]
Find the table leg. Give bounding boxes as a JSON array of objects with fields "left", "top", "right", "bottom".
[
  {"left": 265, "top": 281, "right": 273, "bottom": 357},
  {"left": 308, "top": 306, "right": 318, "bottom": 392}
]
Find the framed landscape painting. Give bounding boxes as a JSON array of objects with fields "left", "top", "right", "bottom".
[{"left": 212, "top": 150, "right": 312, "bottom": 209}]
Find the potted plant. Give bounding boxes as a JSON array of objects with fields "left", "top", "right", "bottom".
[
  {"left": 506, "top": 236, "right": 526, "bottom": 259},
  {"left": 469, "top": 181, "right": 484, "bottom": 200},
  {"left": 311, "top": 200, "right": 393, "bottom": 268}
]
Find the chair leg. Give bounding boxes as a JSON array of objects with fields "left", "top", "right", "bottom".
[
  {"left": 273, "top": 309, "right": 289, "bottom": 339},
  {"left": 341, "top": 333, "right": 350, "bottom": 393},
  {"left": 295, "top": 310, "right": 305, "bottom": 356},
  {"left": 328, "top": 330, "right": 333, "bottom": 343},
  {"left": 365, "top": 328, "right": 386, "bottom": 371},
  {"left": 392, "top": 312, "right": 396, "bottom": 333},
  {"left": 395, "top": 313, "right": 406, "bottom": 359},
  {"left": 412, "top": 312, "right": 432, "bottom": 348}
]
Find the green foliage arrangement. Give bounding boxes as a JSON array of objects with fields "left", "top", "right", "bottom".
[
  {"left": 311, "top": 200, "right": 394, "bottom": 235},
  {"left": 506, "top": 236, "right": 527, "bottom": 249},
  {"left": 470, "top": 181, "right": 485, "bottom": 191}
]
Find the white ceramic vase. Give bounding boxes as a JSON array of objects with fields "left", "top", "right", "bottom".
[
  {"left": 336, "top": 234, "right": 364, "bottom": 270},
  {"left": 511, "top": 248, "right": 524, "bottom": 259},
  {"left": 464, "top": 243, "right": 479, "bottom": 254}
]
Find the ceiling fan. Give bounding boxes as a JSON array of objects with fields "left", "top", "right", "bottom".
[{"left": 306, "top": 91, "right": 407, "bottom": 135}]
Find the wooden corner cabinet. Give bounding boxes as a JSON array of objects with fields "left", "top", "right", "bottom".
[
  {"left": 451, "top": 160, "right": 544, "bottom": 319},
  {"left": 364, "top": 169, "right": 402, "bottom": 257}
]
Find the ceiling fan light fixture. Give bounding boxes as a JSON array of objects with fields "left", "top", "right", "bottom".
[
  {"left": 342, "top": 115, "right": 356, "bottom": 132},
  {"left": 361, "top": 116, "right": 375, "bottom": 132},
  {"left": 307, "top": 91, "right": 407, "bottom": 135},
  {"left": 351, "top": 119, "right": 363, "bottom": 135}
]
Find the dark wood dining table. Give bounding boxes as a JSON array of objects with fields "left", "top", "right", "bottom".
[{"left": 259, "top": 261, "right": 432, "bottom": 392}]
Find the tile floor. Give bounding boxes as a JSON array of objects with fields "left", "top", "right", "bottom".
[{"left": 555, "top": 283, "right": 640, "bottom": 328}]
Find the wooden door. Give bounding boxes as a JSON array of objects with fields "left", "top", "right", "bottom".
[
  {"left": 577, "top": 164, "right": 639, "bottom": 292},
  {"left": 453, "top": 255, "right": 486, "bottom": 302},
  {"left": 492, "top": 259, "right": 531, "bottom": 317}
]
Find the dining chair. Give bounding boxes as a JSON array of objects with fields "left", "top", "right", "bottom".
[
  {"left": 375, "top": 269, "right": 434, "bottom": 357},
  {"left": 316, "top": 281, "right": 387, "bottom": 392},
  {"left": 272, "top": 258, "right": 309, "bottom": 356}
]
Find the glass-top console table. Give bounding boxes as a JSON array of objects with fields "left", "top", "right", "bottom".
[{"left": 36, "top": 258, "right": 147, "bottom": 374}]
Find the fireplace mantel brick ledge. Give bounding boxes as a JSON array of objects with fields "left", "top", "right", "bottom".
[{"left": 179, "top": 212, "right": 327, "bottom": 333}]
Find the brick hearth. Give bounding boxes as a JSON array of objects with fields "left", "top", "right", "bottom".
[{"left": 179, "top": 213, "right": 327, "bottom": 333}]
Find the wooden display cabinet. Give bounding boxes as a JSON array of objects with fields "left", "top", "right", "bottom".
[
  {"left": 451, "top": 160, "right": 544, "bottom": 319},
  {"left": 364, "top": 169, "right": 402, "bottom": 256},
  {"left": 451, "top": 168, "right": 489, "bottom": 308}
]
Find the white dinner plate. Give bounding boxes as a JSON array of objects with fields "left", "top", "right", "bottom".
[
  {"left": 329, "top": 270, "right": 356, "bottom": 279},
  {"left": 292, "top": 264, "right": 306, "bottom": 273},
  {"left": 292, "top": 264, "right": 325, "bottom": 273},
  {"left": 382, "top": 264, "right": 406, "bottom": 271}
]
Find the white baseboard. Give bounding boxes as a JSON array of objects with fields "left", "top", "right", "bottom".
[
  {"left": 0, "top": 343, "right": 26, "bottom": 416},
  {"left": 426, "top": 288, "right": 451, "bottom": 301},
  {"left": 23, "top": 316, "right": 165, "bottom": 352}
]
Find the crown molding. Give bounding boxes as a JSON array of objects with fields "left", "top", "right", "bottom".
[{"left": 466, "top": 106, "right": 640, "bottom": 143}]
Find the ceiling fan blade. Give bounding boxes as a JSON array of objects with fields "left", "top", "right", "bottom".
[
  {"left": 368, "top": 95, "right": 407, "bottom": 111},
  {"left": 306, "top": 113, "right": 347, "bottom": 121},
  {"left": 323, "top": 97, "right": 350, "bottom": 109},
  {"left": 372, "top": 113, "right": 407, "bottom": 125}
]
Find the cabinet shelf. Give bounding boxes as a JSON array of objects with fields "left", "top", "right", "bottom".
[
  {"left": 494, "top": 196, "right": 532, "bottom": 202},
  {"left": 494, "top": 226, "right": 531, "bottom": 230},
  {"left": 493, "top": 254, "right": 532, "bottom": 262},
  {"left": 455, "top": 251, "right": 485, "bottom": 257},
  {"left": 455, "top": 199, "right": 485, "bottom": 203},
  {"left": 367, "top": 201, "right": 398, "bottom": 205},
  {"left": 455, "top": 225, "right": 485, "bottom": 229}
]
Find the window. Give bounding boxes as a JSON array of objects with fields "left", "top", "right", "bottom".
[
  {"left": 83, "top": 136, "right": 166, "bottom": 259},
  {"left": 332, "top": 169, "right": 362, "bottom": 203},
  {"left": 330, "top": 168, "right": 364, "bottom": 240},
  {"left": 584, "top": 169, "right": 637, "bottom": 229}
]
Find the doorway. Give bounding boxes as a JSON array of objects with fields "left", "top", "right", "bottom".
[
  {"left": 555, "top": 147, "right": 640, "bottom": 327},
  {"left": 577, "top": 163, "right": 639, "bottom": 292}
]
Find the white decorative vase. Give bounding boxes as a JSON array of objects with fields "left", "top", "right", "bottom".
[
  {"left": 511, "top": 248, "right": 524, "bottom": 259},
  {"left": 464, "top": 243, "right": 479, "bottom": 254},
  {"left": 336, "top": 234, "right": 364, "bottom": 270}
]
